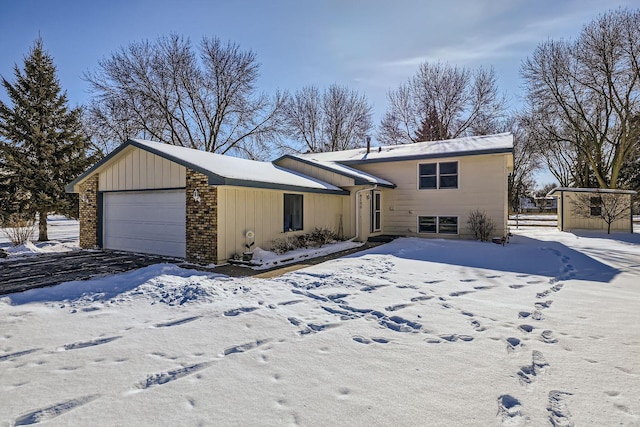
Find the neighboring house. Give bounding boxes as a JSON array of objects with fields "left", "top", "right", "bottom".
[
  {"left": 548, "top": 187, "right": 636, "bottom": 233},
  {"left": 518, "top": 196, "right": 557, "bottom": 213},
  {"left": 67, "top": 133, "right": 513, "bottom": 264}
]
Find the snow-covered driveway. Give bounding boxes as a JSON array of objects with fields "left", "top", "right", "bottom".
[{"left": 1, "top": 228, "right": 639, "bottom": 426}]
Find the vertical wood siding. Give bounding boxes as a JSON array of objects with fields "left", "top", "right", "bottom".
[
  {"left": 217, "top": 187, "right": 348, "bottom": 262},
  {"left": 98, "top": 147, "right": 186, "bottom": 191},
  {"left": 562, "top": 192, "right": 632, "bottom": 232},
  {"left": 277, "top": 158, "right": 356, "bottom": 187}
]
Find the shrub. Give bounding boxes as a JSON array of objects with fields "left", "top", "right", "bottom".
[
  {"left": 308, "top": 227, "right": 337, "bottom": 247},
  {"left": 467, "top": 209, "right": 496, "bottom": 242},
  {"left": 270, "top": 227, "right": 340, "bottom": 254},
  {"left": 1, "top": 215, "right": 36, "bottom": 246}
]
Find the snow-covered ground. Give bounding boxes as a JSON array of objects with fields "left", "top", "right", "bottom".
[
  {"left": 0, "top": 216, "right": 79, "bottom": 258},
  {"left": 1, "top": 227, "right": 639, "bottom": 426}
]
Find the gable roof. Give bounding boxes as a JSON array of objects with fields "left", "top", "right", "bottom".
[
  {"left": 294, "top": 133, "right": 514, "bottom": 164},
  {"left": 274, "top": 155, "right": 396, "bottom": 188},
  {"left": 67, "top": 139, "right": 348, "bottom": 195}
]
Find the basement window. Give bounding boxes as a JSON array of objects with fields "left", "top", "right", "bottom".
[
  {"left": 418, "top": 215, "right": 458, "bottom": 234},
  {"left": 284, "top": 194, "right": 303, "bottom": 231}
]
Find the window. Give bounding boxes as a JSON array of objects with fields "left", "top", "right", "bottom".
[
  {"left": 284, "top": 194, "right": 303, "bottom": 231},
  {"left": 439, "top": 162, "right": 458, "bottom": 189},
  {"left": 418, "top": 163, "right": 437, "bottom": 189},
  {"left": 371, "top": 191, "right": 382, "bottom": 232},
  {"left": 418, "top": 216, "right": 437, "bottom": 233},
  {"left": 590, "top": 196, "right": 602, "bottom": 217},
  {"left": 418, "top": 216, "right": 458, "bottom": 234},
  {"left": 438, "top": 216, "right": 458, "bottom": 234},
  {"left": 418, "top": 161, "right": 458, "bottom": 189}
]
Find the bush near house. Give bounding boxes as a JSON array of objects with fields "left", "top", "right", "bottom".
[
  {"left": 271, "top": 227, "right": 341, "bottom": 255},
  {"left": 467, "top": 209, "right": 496, "bottom": 242}
]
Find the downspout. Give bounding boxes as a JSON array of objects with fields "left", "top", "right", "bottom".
[{"left": 354, "top": 185, "right": 378, "bottom": 242}]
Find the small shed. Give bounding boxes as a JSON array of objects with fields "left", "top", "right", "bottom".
[{"left": 548, "top": 187, "right": 636, "bottom": 233}]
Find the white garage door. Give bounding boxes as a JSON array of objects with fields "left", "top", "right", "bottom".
[{"left": 103, "top": 190, "right": 186, "bottom": 258}]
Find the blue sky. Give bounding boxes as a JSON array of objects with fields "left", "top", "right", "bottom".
[{"left": 0, "top": 0, "right": 636, "bottom": 183}]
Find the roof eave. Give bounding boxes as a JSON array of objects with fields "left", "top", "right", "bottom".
[
  {"left": 335, "top": 147, "right": 513, "bottom": 165},
  {"left": 222, "top": 178, "right": 350, "bottom": 195}
]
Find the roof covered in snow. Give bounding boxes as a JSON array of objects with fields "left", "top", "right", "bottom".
[
  {"left": 295, "top": 133, "right": 514, "bottom": 164},
  {"left": 67, "top": 139, "right": 348, "bottom": 195}
]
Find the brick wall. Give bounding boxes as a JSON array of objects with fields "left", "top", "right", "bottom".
[
  {"left": 79, "top": 175, "right": 99, "bottom": 248},
  {"left": 186, "top": 169, "right": 217, "bottom": 264}
]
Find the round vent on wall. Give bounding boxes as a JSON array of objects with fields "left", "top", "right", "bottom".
[{"left": 245, "top": 230, "right": 255, "bottom": 239}]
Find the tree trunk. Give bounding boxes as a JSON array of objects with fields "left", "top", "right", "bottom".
[{"left": 38, "top": 211, "right": 48, "bottom": 241}]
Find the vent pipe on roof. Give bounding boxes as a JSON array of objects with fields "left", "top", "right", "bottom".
[{"left": 366, "top": 136, "right": 371, "bottom": 154}]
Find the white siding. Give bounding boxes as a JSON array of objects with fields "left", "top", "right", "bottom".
[{"left": 353, "top": 153, "right": 510, "bottom": 238}]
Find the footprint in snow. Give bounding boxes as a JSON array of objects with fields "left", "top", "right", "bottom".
[
  {"left": 497, "top": 394, "right": 524, "bottom": 425},
  {"left": 0, "top": 348, "right": 41, "bottom": 362},
  {"left": 541, "top": 330, "right": 558, "bottom": 344},
  {"left": 13, "top": 395, "right": 100, "bottom": 426},
  {"left": 449, "top": 290, "right": 476, "bottom": 297},
  {"left": 535, "top": 300, "right": 553, "bottom": 310},
  {"left": 352, "top": 336, "right": 389, "bottom": 345},
  {"left": 61, "top": 336, "right": 121, "bottom": 351},
  {"left": 470, "top": 320, "right": 486, "bottom": 332},
  {"left": 519, "top": 325, "right": 534, "bottom": 333},
  {"left": 547, "top": 390, "right": 573, "bottom": 427},
  {"left": 410, "top": 295, "right": 434, "bottom": 302},
  {"left": 224, "top": 307, "right": 259, "bottom": 316},
  {"left": 154, "top": 316, "right": 200, "bottom": 328},
  {"left": 506, "top": 337, "right": 522, "bottom": 352},
  {"left": 385, "top": 303, "right": 412, "bottom": 312},
  {"left": 223, "top": 339, "right": 272, "bottom": 356}
]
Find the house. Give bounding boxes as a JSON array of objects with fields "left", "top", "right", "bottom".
[
  {"left": 67, "top": 133, "right": 513, "bottom": 264},
  {"left": 548, "top": 187, "right": 636, "bottom": 233},
  {"left": 518, "top": 196, "right": 557, "bottom": 213}
]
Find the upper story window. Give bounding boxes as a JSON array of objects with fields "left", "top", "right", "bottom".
[{"left": 418, "top": 161, "right": 458, "bottom": 189}]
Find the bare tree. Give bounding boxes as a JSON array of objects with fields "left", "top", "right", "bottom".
[
  {"left": 521, "top": 8, "right": 640, "bottom": 189},
  {"left": 84, "top": 34, "right": 285, "bottom": 158},
  {"left": 506, "top": 117, "right": 542, "bottom": 211},
  {"left": 572, "top": 191, "right": 633, "bottom": 234},
  {"left": 281, "top": 84, "right": 372, "bottom": 153},
  {"left": 378, "top": 61, "right": 507, "bottom": 145}
]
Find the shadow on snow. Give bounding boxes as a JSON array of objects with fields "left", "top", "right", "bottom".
[{"left": 346, "top": 235, "right": 620, "bottom": 283}]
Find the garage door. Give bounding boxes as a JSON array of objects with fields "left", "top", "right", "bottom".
[{"left": 103, "top": 190, "right": 186, "bottom": 258}]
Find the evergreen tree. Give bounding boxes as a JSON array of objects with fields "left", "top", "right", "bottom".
[
  {"left": 415, "top": 107, "right": 447, "bottom": 142},
  {"left": 0, "top": 38, "right": 93, "bottom": 241}
]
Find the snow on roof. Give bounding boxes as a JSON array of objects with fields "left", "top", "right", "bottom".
[
  {"left": 276, "top": 155, "right": 395, "bottom": 188},
  {"left": 296, "top": 133, "right": 513, "bottom": 164},
  {"left": 547, "top": 187, "right": 637, "bottom": 196},
  {"left": 129, "top": 139, "right": 346, "bottom": 193}
]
